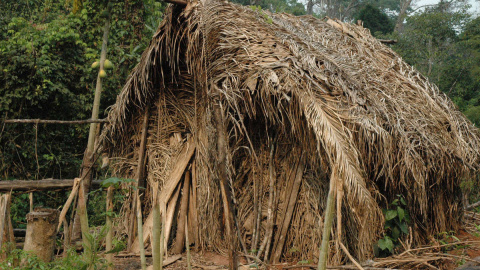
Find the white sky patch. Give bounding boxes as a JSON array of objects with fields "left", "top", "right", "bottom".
[{"left": 414, "top": 0, "right": 479, "bottom": 15}]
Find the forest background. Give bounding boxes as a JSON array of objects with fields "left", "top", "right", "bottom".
[{"left": 1, "top": 0, "right": 480, "bottom": 229}]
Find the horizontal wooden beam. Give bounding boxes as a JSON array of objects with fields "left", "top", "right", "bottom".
[
  {"left": 3, "top": 119, "right": 108, "bottom": 125},
  {"left": 378, "top": 39, "right": 397, "bottom": 44},
  {"left": 0, "top": 179, "right": 103, "bottom": 191},
  {"left": 163, "top": 0, "right": 187, "bottom": 6}
]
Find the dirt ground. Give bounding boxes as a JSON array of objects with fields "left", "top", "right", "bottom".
[{"left": 112, "top": 232, "right": 480, "bottom": 270}]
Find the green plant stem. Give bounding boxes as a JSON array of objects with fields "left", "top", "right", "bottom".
[
  {"left": 106, "top": 186, "right": 114, "bottom": 270},
  {"left": 318, "top": 173, "right": 337, "bottom": 270}
]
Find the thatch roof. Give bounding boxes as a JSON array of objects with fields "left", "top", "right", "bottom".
[{"left": 101, "top": 0, "right": 480, "bottom": 264}]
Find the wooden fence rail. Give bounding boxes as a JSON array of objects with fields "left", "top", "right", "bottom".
[
  {"left": 3, "top": 119, "right": 108, "bottom": 124},
  {"left": 0, "top": 179, "right": 103, "bottom": 191}
]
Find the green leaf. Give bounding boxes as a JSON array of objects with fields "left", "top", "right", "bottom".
[
  {"left": 397, "top": 206, "right": 405, "bottom": 222},
  {"left": 392, "top": 226, "right": 400, "bottom": 240},
  {"left": 378, "top": 237, "right": 394, "bottom": 253},
  {"left": 399, "top": 222, "right": 409, "bottom": 234},
  {"left": 391, "top": 199, "right": 399, "bottom": 206},
  {"left": 385, "top": 209, "right": 397, "bottom": 221}
]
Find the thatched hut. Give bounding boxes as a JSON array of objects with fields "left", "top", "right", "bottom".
[{"left": 100, "top": 0, "right": 480, "bottom": 264}]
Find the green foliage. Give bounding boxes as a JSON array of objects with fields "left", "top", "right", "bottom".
[
  {"left": 375, "top": 195, "right": 410, "bottom": 257},
  {"left": 354, "top": 4, "right": 394, "bottom": 36},
  {"left": 82, "top": 226, "right": 109, "bottom": 269},
  {"left": 0, "top": 0, "right": 165, "bottom": 182},
  {"left": 0, "top": 247, "right": 105, "bottom": 270}
]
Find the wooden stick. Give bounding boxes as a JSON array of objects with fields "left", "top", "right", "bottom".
[
  {"left": 185, "top": 216, "right": 192, "bottom": 270},
  {"left": 3, "top": 119, "right": 108, "bottom": 124},
  {"left": 378, "top": 39, "right": 397, "bottom": 44},
  {"left": 251, "top": 161, "right": 259, "bottom": 254},
  {"left": 272, "top": 158, "right": 304, "bottom": 263},
  {"left": 339, "top": 242, "right": 364, "bottom": 270},
  {"left": 160, "top": 201, "right": 166, "bottom": 269},
  {"left": 466, "top": 200, "right": 480, "bottom": 210},
  {"left": 0, "top": 179, "right": 102, "bottom": 191},
  {"left": 137, "top": 194, "right": 147, "bottom": 270},
  {"left": 191, "top": 160, "right": 199, "bottom": 250},
  {"left": 164, "top": 185, "right": 181, "bottom": 253},
  {"left": 29, "top": 193, "right": 33, "bottom": 212},
  {"left": 57, "top": 178, "right": 81, "bottom": 232},
  {"left": 261, "top": 137, "right": 276, "bottom": 261},
  {"left": 284, "top": 265, "right": 399, "bottom": 270},
  {"left": 318, "top": 171, "right": 337, "bottom": 270},
  {"left": 129, "top": 106, "right": 150, "bottom": 250},
  {"left": 163, "top": 0, "right": 187, "bottom": 6},
  {"left": 172, "top": 171, "right": 191, "bottom": 254},
  {"left": 152, "top": 198, "right": 161, "bottom": 270}
]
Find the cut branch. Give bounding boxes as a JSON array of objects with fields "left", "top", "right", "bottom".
[
  {"left": 3, "top": 119, "right": 108, "bottom": 124},
  {"left": 466, "top": 200, "right": 480, "bottom": 210},
  {"left": 378, "top": 39, "right": 397, "bottom": 45},
  {"left": 163, "top": 0, "right": 187, "bottom": 6}
]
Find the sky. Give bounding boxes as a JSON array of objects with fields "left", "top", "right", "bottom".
[{"left": 415, "top": 0, "right": 479, "bottom": 15}]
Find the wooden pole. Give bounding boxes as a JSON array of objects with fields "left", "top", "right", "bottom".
[
  {"left": 318, "top": 172, "right": 337, "bottom": 270},
  {"left": 272, "top": 158, "right": 304, "bottom": 263},
  {"left": 129, "top": 107, "right": 150, "bottom": 250},
  {"left": 258, "top": 136, "right": 276, "bottom": 261},
  {"left": 152, "top": 199, "right": 161, "bottom": 270},
  {"left": 213, "top": 102, "right": 238, "bottom": 270},
  {"left": 172, "top": 171, "right": 191, "bottom": 254},
  {"left": 185, "top": 216, "right": 192, "bottom": 270},
  {"left": 137, "top": 194, "right": 147, "bottom": 270},
  {"left": 0, "top": 179, "right": 102, "bottom": 192},
  {"left": 3, "top": 119, "right": 108, "bottom": 124}
]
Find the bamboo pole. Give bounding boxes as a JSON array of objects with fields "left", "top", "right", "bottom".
[
  {"left": 106, "top": 186, "right": 114, "bottom": 270},
  {"left": 72, "top": 6, "right": 111, "bottom": 245},
  {"left": 318, "top": 172, "right": 337, "bottom": 270}
]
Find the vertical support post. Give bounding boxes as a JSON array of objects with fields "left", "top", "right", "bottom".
[
  {"left": 213, "top": 102, "right": 238, "bottom": 270},
  {"left": 317, "top": 172, "right": 337, "bottom": 270}
]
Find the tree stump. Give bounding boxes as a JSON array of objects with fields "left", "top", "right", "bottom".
[{"left": 23, "top": 208, "right": 59, "bottom": 262}]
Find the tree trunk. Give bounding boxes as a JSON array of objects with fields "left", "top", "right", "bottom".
[
  {"left": 307, "top": 0, "right": 314, "bottom": 15},
  {"left": 23, "top": 208, "right": 59, "bottom": 262},
  {"left": 394, "top": 0, "right": 413, "bottom": 33}
]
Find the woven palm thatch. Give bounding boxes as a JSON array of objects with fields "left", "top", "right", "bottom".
[{"left": 100, "top": 0, "right": 480, "bottom": 264}]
